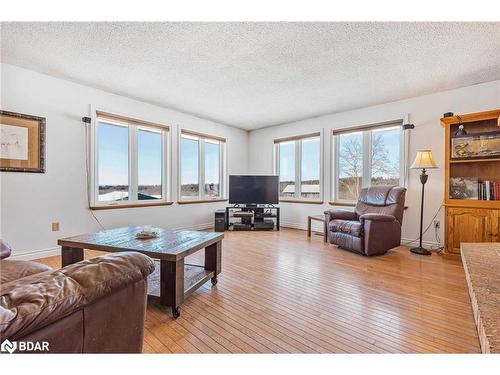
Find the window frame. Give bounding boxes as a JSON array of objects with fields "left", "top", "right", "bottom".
[
  {"left": 89, "top": 110, "right": 171, "bottom": 209},
  {"left": 332, "top": 119, "right": 407, "bottom": 204},
  {"left": 273, "top": 131, "right": 324, "bottom": 203},
  {"left": 178, "top": 129, "right": 227, "bottom": 203}
]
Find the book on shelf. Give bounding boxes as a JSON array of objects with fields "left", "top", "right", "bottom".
[
  {"left": 450, "top": 177, "right": 500, "bottom": 200},
  {"left": 478, "top": 180, "right": 500, "bottom": 200}
]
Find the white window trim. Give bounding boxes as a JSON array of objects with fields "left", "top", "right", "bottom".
[
  {"left": 273, "top": 130, "right": 324, "bottom": 203},
  {"left": 332, "top": 118, "right": 408, "bottom": 204},
  {"left": 89, "top": 108, "right": 171, "bottom": 208},
  {"left": 178, "top": 129, "right": 227, "bottom": 202}
]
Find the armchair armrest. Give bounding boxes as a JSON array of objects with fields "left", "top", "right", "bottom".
[
  {"left": 359, "top": 214, "right": 402, "bottom": 256},
  {"left": 324, "top": 209, "right": 357, "bottom": 222},
  {"left": 0, "top": 252, "right": 155, "bottom": 340},
  {"left": 359, "top": 213, "right": 397, "bottom": 223}
]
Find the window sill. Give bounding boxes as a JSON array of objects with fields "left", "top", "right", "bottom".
[
  {"left": 177, "top": 199, "right": 228, "bottom": 205},
  {"left": 280, "top": 199, "right": 324, "bottom": 204},
  {"left": 90, "top": 201, "right": 174, "bottom": 210}
]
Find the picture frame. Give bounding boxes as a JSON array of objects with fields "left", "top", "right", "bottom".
[{"left": 0, "top": 110, "right": 46, "bottom": 173}]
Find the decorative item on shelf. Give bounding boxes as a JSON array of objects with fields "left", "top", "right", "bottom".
[
  {"left": 451, "top": 131, "right": 500, "bottom": 159},
  {"left": 0, "top": 110, "right": 46, "bottom": 173},
  {"left": 449, "top": 177, "right": 478, "bottom": 199},
  {"left": 454, "top": 124, "right": 467, "bottom": 136},
  {"left": 410, "top": 150, "right": 438, "bottom": 256},
  {"left": 443, "top": 112, "right": 454, "bottom": 118}
]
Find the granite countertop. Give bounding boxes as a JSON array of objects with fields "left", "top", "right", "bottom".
[{"left": 461, "top": 243, "right": 500, "bottom": 353}]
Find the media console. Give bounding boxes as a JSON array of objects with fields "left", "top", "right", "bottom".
[{"left": 225, "top": 205, "right": 280, "bottom": 231}]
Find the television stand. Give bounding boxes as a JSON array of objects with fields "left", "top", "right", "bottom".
[{"left": 225, "top": 205, "right": 280, "bottom": 231}]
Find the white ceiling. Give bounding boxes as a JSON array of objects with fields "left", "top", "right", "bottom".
[{"left": 1, "top": 22, "right": 499, "bottom": 130}]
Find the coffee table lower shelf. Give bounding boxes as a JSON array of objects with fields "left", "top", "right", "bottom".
[{"left": 147, "top": 261, "right": 217, "bottom": 317}]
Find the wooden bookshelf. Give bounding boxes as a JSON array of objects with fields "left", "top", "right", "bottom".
[
  {"left": 449, "top": 157, "right": 500, "bottom": 164},
  {"left": 441, "top": 109, "right": 500, "bottom": 253}
]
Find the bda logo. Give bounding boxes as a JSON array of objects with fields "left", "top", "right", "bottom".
[
  {"left": 0, "top": 339, "right": 49, "bottom": 353},
  {"left": 1, "top": 339, "right": 17, "bottom": 354}
]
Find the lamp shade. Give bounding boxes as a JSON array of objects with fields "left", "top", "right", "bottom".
[{"left": 410, "top": 150, "right": 438, "bottom": 169}]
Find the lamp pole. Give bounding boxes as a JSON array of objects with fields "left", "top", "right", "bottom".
[{"left": 411, "top": 168, "right": 431, "bottom": 255}]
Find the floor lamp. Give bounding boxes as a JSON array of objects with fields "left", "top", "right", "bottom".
[{"left": 410, "top": 150, "right": 438, "bottom": 255}]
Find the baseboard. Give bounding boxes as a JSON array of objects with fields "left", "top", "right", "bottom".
[
  {"left": 400, "top": 238, "right": 440, "bottom": 248},
  {"left": 9, "top": 222, "right": 215, "bottom": 261},
  {"left": 280, "top": 221, "right": 308, "bottom": 231},
  {"left": 280, "top": 221, "right": 441, "bottom": 248},
  {"left": 10, "top": 246, "right": 61, "bottom": 261},
  {"left": 172, "top": 222, "right": 213, "bottom": 231}
]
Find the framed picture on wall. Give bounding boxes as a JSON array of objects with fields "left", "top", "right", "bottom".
[{"left": 0, "top": 110, "right": 46, "bottom": 173}]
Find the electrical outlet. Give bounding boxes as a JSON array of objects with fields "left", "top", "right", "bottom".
[
  {"left": 434, "top": 220, "right": 440, "bottom": 229},
  {"left": 51, "top": 222, "right": 60, "bottom": 232}
]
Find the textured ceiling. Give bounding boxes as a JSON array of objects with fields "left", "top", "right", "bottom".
[{"left": 1, "top": 22, "right": 499, "bottom": 130}]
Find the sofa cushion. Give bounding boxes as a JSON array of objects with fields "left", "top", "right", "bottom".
[
  {"left": 0, "top": 259, "right": 53, "bottom": 285},
  {"left": 329, "top": 219, "right": 363, "bottom": 237}
]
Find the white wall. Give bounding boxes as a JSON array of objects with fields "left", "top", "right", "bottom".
[
  {"left": 0, "top": 64, "right": 249, "bottom": 259},
  {"left": 248, "top": 80, "right": 500, "bottom": 245},
  {"left": 2, "top": 62, "right": 499, "bottom": 259}
]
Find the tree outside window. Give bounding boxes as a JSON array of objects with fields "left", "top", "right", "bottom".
[{"left": 336, "top": 125, "right": 402, "bottom": 202}]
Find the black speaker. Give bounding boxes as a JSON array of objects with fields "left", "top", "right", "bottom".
[{"left": 214, "top": 209, "right": 226, "bottom": 232}]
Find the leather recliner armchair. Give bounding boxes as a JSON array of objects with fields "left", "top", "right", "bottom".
[
  {"left": 325, "top": 185, "right": 406, "bottom": 256},
  {"left": 0, "top": 240, "right": 155, "bottom": 353}
]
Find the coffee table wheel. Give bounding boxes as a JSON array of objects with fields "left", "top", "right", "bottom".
[
  {"left": 172, "top": 306, "right": 181, "bottom": 319},
  {"left": 211, "top": 276, "right": 218, "bottom": 286}
]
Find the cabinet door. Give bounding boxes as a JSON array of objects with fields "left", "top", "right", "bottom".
[
  {"left": 490, "top": 210, "right": 500, "bottom": 242},
  {"left": 446, "top": 208, "right": 493, "bottom": 254}
]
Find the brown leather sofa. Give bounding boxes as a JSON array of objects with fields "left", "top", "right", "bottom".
[
  {"left": 0, "top": 240, "right": 154, "bottom": 353},
  {"left": 325, "top": 185, "right": 406, "bottom": 256}
]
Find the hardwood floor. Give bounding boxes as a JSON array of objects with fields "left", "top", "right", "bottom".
[{"left": 35, "top": 228, "right": 480, "bottom": 353}]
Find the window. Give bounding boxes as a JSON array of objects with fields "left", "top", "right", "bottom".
[
  {"left": 301, "top": 137, "right": 321, "bottom": 199},
  {"left": 180, "top": 135, "right": 199, "bottom": 199},
  {"left": 274, "top": 133, "right": 322, "bottom": 201},
  {"left": 333, "top": 121, "right": 404, "bottom": 203},
  {"left": 138, "top": 127, "right": 163, "bottom": 200},
  {"left": 278, "top": 141, "right": 295, "bottom": 198},
  {"left": 91, "top": 112, "right": 169, "bottom": 207},
  {"left": 98, "top": 121, "right": 129, "bottom": 202},
  {"left": 204, "top": 139, "right": 221, "bottom": 198},
  {"left": 179, "top": 131, "right": 225, "bottom": 201},
  {"left": 370, "top": 126, "right": 401, "bottom": 187}
]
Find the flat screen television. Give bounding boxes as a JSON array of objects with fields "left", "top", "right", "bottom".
[{"left": 229, "top": 175, "right": 279, "bottom": 205}]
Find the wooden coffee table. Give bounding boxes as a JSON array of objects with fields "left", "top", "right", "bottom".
[{"left": 58, "top": 226, "right": 223, "bottom": 318}]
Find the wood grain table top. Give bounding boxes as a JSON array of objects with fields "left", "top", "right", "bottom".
[{"left": 58, "top": 226, "right": 224, "bottom": 261}]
